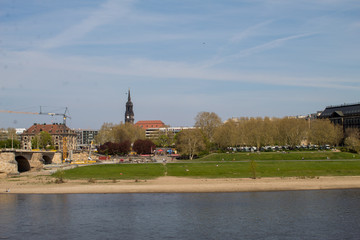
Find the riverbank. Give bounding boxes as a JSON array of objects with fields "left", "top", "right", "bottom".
[{"left": 1, "top": 172, "right": 360, "bottom": 194}]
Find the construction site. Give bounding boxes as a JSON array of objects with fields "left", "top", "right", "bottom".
[{"left": 0, "top": 107, "right": 100, "bottom": 175}]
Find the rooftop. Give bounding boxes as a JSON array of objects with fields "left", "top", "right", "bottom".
[
  {"left": 320, "top": 103, "right": 360, "bottom": 118},
  {"left": 22, "top": 123, "right": 75, "bottom": 135}
]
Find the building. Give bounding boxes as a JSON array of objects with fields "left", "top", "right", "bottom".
[
  {"left": 75, "top": 129, "right": 98, "bottom": 148},
  {"left": 135, "top": 120, "right": 165, "bottom": 130},
  {"left": 21, "top": 123, "right": 77, "bottom": 151},
  {"left": 0, "top": 128, "right": 25, "bottom": 142},
  {"left": 145, "top": 126, "right": 195, "bottom": 139},
  {"left": 125, "top": 89, "right": 134, "bottom": 124},
  {"left": 318, "top": 103, "right": 360, "bottom": 131}
]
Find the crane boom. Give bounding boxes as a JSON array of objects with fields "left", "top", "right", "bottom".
[
  {"left": 1, "top": 107, "right": 71, "bottom": 125},
  {"left": 0, "top": 110, "right": 39, "bottom": 115}
]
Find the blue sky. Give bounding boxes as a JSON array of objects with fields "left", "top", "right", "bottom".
[{"left": 1, "top": 0, "right": 359, "bottom": 129}]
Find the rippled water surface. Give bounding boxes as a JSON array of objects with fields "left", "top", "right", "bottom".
[{"left": 1, "top": 189, "right": 360, "bottom": 240}]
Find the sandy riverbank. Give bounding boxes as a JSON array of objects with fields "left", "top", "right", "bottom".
[{"left": 1, "top": 171, "right": 360, "bottom": 194}]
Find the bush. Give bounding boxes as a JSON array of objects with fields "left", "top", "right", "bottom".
[
  {"left": 132, "top": 139, "right": 155, "bottom": 155},
  {"left": 98, "top": 141, "right": 131, "bottom": 155}
]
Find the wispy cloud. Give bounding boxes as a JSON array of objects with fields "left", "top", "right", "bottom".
[
  {"left": 203, "top": 32, "right": 314, "bottom": 67},
  {"left": 2, "top": 49, "right": 359, "bottom": 91},
  {"left": 230, "top": 20, "right": 274, "bottom": 43},
  {"left": 40, "top": 0, "right": 134, "bottom": 49},
  {"left": 235, "top": 33, "right": 314, "bottom": 57}
]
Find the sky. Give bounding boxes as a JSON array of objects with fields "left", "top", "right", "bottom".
[{"left": 1, "top": 0, "right": 360, "bottom": 130}]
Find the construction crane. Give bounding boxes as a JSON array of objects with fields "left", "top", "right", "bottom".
[
  {"left": 0, "top": 107, "right": 71, "bottom": 125},
  {"left": 0, "top": 106, "right": 71, "bottom": 162}
]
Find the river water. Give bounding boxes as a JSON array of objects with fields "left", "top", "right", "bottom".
[{"left": 1, "top": 189, "right": 360, "bottom": 240}]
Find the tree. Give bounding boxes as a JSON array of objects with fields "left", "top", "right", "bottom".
[
  {"left": 95, "top": 122, "right": 145, "bottom": 145},
  {"left": 0, "top": 128, "right": 20, "bottom": 148},
  {"left": 98, "top": 141, "right": 131, "bottom": 155},
  {"left": 308, "top": 119, "right": 343, "bottom": 146},
  {"left": 0, "top": 139, "right": 21, "bottom": 149},
  {"left": 344, "top": 128, "right": 360, "bottom": 153},
  {"left": 276, "top": 118, "right": 308, "bottom": 147},
  {"left": 213, "top": 119, "right": 239, "bottom": 149},
  {"left": 176, "top": 129, "right": 205, "bottom": 160},
  {"left": 95, "top": 122, "right": 116, "bottom": 144},
  {"left": 133, "top": 139, "right": 156, "bottom": 154},
  {"left": 155, "top": 129, "right": 175, "bottom": 147},
  {"left": 113, "top": 123, "right": 145, "bottom": 143},
  {"left": 31, "top": 131, "right": 53, "bottom": 149},
  {"left": 244, "top": 117, "right": 267, "bottom": 150},
  {"left": 194, "top": 112, "right": 222, "bottom": 142}
]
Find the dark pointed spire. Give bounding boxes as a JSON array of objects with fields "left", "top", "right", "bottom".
[{"left": 125, "top": 88, "right": 134, "bottom": 124}]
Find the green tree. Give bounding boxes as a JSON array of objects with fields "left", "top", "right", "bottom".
[
  {"left": 31, "top": 131, "right": 53, "bottom": 149},
  {"left": 176, "top": 129, "right": 205, "bottom": 160},
  {"left": 155, "top": 130, "right": 175, "bottom": 148}
]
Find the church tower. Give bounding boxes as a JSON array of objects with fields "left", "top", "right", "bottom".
[{"left": 125, "top": 89, "right": 134, "bottom": 124}]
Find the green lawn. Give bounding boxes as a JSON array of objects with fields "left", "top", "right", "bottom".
[
  {"left": 197, "top": 151, "right": 360, "bottom": 161},
  {"left": 54, "top": 160, "right": 360, "bottom": 180},
  {"left": 166, "top": 161, "right": 360, "bottom": 178},
  {"left": 56, "top": 164, "right": 165, "bottom": 180}
]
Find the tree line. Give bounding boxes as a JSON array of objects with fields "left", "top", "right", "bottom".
[
  {"left": 176, "top": 112, "right": 359, "bottom": 159},
  {"left": 93, "top": 112, "right": 359, "bottom": 158}
]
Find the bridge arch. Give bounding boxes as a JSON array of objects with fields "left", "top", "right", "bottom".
[
  {"left": 42, "top": 155, "right": 52, "bottom": 165},
  {"left": 15, "top": 156, "right": 31, "bottom": 173}
]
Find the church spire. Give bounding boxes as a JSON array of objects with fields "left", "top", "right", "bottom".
[{"left": 125, "top": 88, "right": 134, "bottom": 124}]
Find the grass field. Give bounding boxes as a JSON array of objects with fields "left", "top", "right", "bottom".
[
  {"left": 56, "top": 164, "right": 165, "bottom": 180},
  {"left": 54, "top": 159, "right": 360, "bottom": 180},
  {"left": 166, "top": 161, "right": 360, "bottom": 178}
]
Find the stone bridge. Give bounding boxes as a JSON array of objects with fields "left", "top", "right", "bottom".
[{"left": 0, "top": 149, "right": 63, "bottom": 174}]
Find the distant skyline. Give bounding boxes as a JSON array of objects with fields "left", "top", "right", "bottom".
[{"left": 1, "top": 0, "right": 359, "bottom": 129}]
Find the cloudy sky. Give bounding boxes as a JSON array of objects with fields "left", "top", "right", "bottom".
[{"left": 1, "top": 0, "right": 359, "bottom": 129}]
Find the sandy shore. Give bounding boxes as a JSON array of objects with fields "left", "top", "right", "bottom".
[{"left": 1, "top": 172, "right": 360, "bottom": 194}]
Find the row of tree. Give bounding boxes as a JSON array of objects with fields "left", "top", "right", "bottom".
[
  {"left": 175, "top": 112, "right": 358, "bottom": 159},
  {"left": 94, "top": 112, "right": 359, "bottom": 158}
]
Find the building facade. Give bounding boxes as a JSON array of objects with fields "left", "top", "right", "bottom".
[
  {"left": 125, "top": 89, "right": 135, "bottom": 124},
  {"left": 145, "top": 126, "right": 194, "bottom": 139},
  {"left": 75, "top": 129, "right": 98, "bottom": 148},
  {"left": 21, "top": 123, "right": 77, "bottom": 151},
  {"left": 135, "top": 120, "right": 165, "bottom": 130},
  {"left": 318, "top": 103, "right": 360, "bottom": 131}
]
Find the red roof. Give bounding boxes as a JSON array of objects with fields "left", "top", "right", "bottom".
[
  {"left": 135, "top": 120, "right": 165, "bottom": 129},
  {"left": 22, "top": 123, "right": 75, "bottom": 135}
]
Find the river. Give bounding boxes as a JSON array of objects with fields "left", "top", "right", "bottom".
[{"left": 1, "top": 189, "right": 360, "bottom": 239}]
